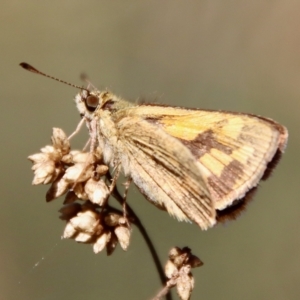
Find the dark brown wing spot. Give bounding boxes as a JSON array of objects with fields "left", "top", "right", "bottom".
[
  {"left": 206, "top": 159, "right": 244, "bottom": 199},
  {"left": 179, "top": 130, "right": 233, "bottom": 159}
]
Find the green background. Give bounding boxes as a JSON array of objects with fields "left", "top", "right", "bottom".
[{"left": 1, "top": 1, "right": 299, "bottom": 299}]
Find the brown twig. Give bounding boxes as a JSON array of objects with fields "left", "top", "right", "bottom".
[{"left": 152, "top": 279, "right": 176, "bottom": 300}]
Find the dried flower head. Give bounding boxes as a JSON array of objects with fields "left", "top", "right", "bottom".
[
  {"left": 28, "top": 128, "right": 70, "bottom": 185},
  {"left": 162, "top": 247, "right": 203, "bottom": 300},
  {"left": 59, "top": 202, "right": 131, "bottom": 254},
  {"left": 29, "top": 128, "right": 132, "bottom": 254}
]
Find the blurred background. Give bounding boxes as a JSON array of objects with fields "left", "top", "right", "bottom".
[{"left": 1, "top": 1, "right": 299, "bottom": 299}]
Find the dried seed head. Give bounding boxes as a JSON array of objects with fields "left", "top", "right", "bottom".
[
  {"left": 63, "top": 163, "right": 93, "bottom": 183},
  {"left": 170, "top": 250, "right": 188, "bottom": 268},
  {"left": 70, "top": 210, "right": 100, "bottom": 235},
  {"left": 63, "top": 191, "right": 78, "bottom": 204},
  {"left": 51, "top": 128, "right": 70, "bottom": 155},
  {"left": 63, "top": 222, "right": 77, "bottom": 239},
  {"left": 40, "top": 145, "right": 61, "bottom": 160},
  {"left": 73, "top": 182, "right": 89, "bottom": 200},
  {"left": 69, "top": 149, "right": 102, "bottom": 165},
  {"left": 29, "top": 156, "right": 63, "bottom": 185},
  {"left": 84, "top": 178, "right": 109, "bottom": 206},
  {"left": 164, "top": 247, "right": 202, "bottom": 299},
  {"left": 95, "top": 165, "right": 109, "bottom": 176},
  {"left": 118, "top": 217, "right": 127, "bottom": 225},
  {"left": 114, "top": 225, "right": 131, "bottom": 251},
  {"left": 93, "top": 231, "right": 110, "bottom": 254},
  {"left": 168, "top": 247, "right": 201, "bottom": 269},
  {"left": 28, "top": 130, "right": 70, "bottom": 185},
  {"left": 28, "top": 127, "right": 132, "bottom": 256},
  {"left": 61, "top": 153, "right": 72, "bottom": 164},
  {"left": 169, "top": 247, "right": 182, "bottom": 261},
  {"left": 69, "top": 151, "right": 93, "bottom": 164},
  {"left": 75, "top": 232, "right": 93, "bottom": 243},
  {"left": 104, "top": 213, "right": 122, "bottom": 227},
  {"left": 46, "top": 177, "right": 70, "bottom": 202},
  {"left": 165, "top": 260, "right": 178, "bottom": 279},
  {"left": 59, "top": 203, "right": 82, "bottom": 220},
  {"left": 29, "top": 152, "right": 51, "bottom": 165},
  {"left": 106, "top": 232, "right": 118, "bottom": 256},
  {"left": 188, "top": 254, "right": 203, "bottom": 268},
  {"left": 176, "top": 266, "right": 194, "bottom": 300}
]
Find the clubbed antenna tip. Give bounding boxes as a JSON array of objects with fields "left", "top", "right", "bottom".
[{"left": 19, "top": 62, "right": 88, "bottom": 91}]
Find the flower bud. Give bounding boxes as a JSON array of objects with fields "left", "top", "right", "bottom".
[
  {"left": 63, "top": 191, "right": 78, "bottom": 204},
  {"left": 63, "top": 222, "right": 77, "bottom": 239},
  {"left": 188, "top": 255, "right": 203, "bottom": 268},
  {"left": 73, "top": 183, "right": 89, "bottom": 200},
  {"left": 75, "top": 232, "right": 93, "bottom": 243},
  {"left": 63, "top": 163, "right": 92, "bottom": 183},
  {"left": 104, "top": 213, "right": 122, "bottom": 227},
  {"left": 95, "top": 165, "right": 109, "bottom": 176},
  {"left": 115, "top": 225, "right": 131, "bottom": 251},
  {"left": 28, "top": 153, "right": 48, "bottom": 165},
  {"left": 169, "top": 247, "right": 182, "bottom": 261},
  {"left": 69, "top": 151, "right": 92, "bottom": 164},
  {"left": 59, "top": 203, "right": 81, "bottom": 220},
  {"left": 51, "top": 128, "right": 70, "bottom": 155},
  {"left": 84, "top": 178, "right": 109, "bottom": 206},
  {"left": 165, "top": 260, "right": 178, "bottom": 279},
  {"left": 46, "top": 178, "right": 69, "bottom": 202},
  {"left": 106, "top": 232, "right": 118, "bottom": 256},
  {"left": 32, "top": 161, "right": 56, "bottom": 185},
  {"left": 176, "top": 266, "right": 194, "bottom": 300},
  {"left": 93, "top": 231, "right": 110, "bottom": 254},
  {"left": 70, "top": 210, "right": 100, "bottom": 235}
]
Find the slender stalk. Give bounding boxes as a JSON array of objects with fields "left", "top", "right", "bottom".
[{"left": 152, "top": 279, "right": 176, "bottom": 300}]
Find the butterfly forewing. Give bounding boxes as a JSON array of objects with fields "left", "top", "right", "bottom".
[{"left": 120, "top": 105, "right": 287, "bottom": 215}]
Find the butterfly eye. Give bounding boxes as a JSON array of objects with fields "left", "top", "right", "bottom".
[{"left": 85, "top": 94, "right": 99, "bottom": 111}]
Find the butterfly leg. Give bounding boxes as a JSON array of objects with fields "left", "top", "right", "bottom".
[
  {"left": 108, "top": 163, "right": 121, "bottom": 194},
  {"left": 122, "top": 178, "right": 132, "bottom": 226},
  {"left": 69, "top": 118, "right": 100, "bottom": 189},
  {"left": 67, "top": 117, "right": 86, "bottom": 140}
]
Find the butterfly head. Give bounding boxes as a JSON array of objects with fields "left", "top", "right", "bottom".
[{"left": 75, "top": 89, "right": 125, "bottom": 121}]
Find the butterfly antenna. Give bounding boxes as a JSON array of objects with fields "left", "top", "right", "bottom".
[{"left": 19, "top": 62, "right": 89, "bottom": 92}]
